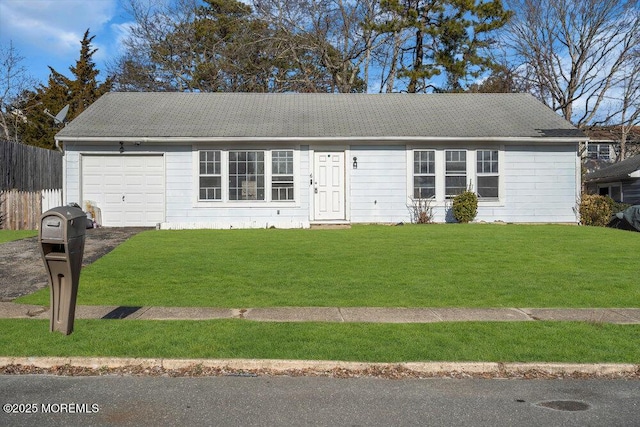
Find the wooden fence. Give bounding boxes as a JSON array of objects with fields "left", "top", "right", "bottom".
[
  {"left": 0, "top": 189, "right": 63, "bottom": 230},
  {"left": 0, "top": 142, "right": 63, "bottom": 229}
]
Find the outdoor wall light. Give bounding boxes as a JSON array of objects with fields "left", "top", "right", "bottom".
[
  {"left": 119, "top": 142, "right": 124, "bottom": 153},
  {"left": 353, "top": 157, "right": 358, "bottom": 169}
]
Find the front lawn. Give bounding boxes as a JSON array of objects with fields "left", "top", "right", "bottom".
[
  {"left": 0, "top": 230, "right": 37, "bottom": 243},
  {"left": 16, "top": 224, "right": 640, "bottom": 308}
]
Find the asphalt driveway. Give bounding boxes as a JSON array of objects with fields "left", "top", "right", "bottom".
[{"left": 0, "top": 227, "right": 149, "bottom": 301}]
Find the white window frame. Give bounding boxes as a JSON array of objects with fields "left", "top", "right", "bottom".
[
  {"left": 272, "top": 150, "right": 295, "bottom": 201},
  {"left": 598, "top": 183, "right": 623, "bottom": 202},
  {"left": 445, "top": 149, "right": 468, "bottom": 198},
  {"left": 198, "top": 150, "right": 222, "bottom": 201},
  {"left": 413, "top": 150, "right": 436, "bottom": 199},
  {"left": 587, "top": 143, "right": 611, "bottom": 160},
  {"left": 228, "top": 150, "right": 266, "bottom": 201},
  {"left": 194, "top": 148, "right": 298, "bottom": 207},
  {"left": 476, "top": 150, "right": 499, "bottom": 199},
  {"left": 408, "top": 147, "right": 504, "bottom": 206}
]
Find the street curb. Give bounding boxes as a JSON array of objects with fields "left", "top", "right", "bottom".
[{"left": 1, "top": 357, "right": 638, "bottom": 378}]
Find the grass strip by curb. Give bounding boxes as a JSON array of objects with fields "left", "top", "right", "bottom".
[{"left": 1, "top": 319, "right": 638, "bottom": 364}]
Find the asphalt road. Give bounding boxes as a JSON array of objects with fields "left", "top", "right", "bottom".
[{"left": 1, "top": 376, "right": 638, "bottom": 426}]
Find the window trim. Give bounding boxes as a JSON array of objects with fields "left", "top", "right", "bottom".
[
  {"left": 228, "top": 150, "right": 266, "bottom": 201},
  {"left": 597, "top": 182, "right": 623, "bottom": 202},
  {"left": 476, "top": 149, "right": 499, "bottom": 199},
  {"left": 413, "top": 150, "right": 436, "bottom": 199},
  {"left": 194, "top": 147, "right": 299, "bottom": 207},
  {"left": 198, "top": 150, "right": 222, "bottom": 201},
  {"left": 408, "top": 147, "right": 504, "bottom": 206},
  {"left": 587, "top": 143, "right": 611, "bottom": 160},
  {"left": 272, "top": 150, "right": 295, "bottom": 201},
  {"left": 445, "top": 149, "right": 468, "bottom": 198}
]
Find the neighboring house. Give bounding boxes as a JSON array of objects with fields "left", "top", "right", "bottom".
[
  {"left": 582, "top": 126, "right": 640, "bottom": 174},
  {"left": 584, "top": 154, "right": 640, "bottom": 205},
  {"left": 55, "top": 92, "right": 585, "bottom": 228}
]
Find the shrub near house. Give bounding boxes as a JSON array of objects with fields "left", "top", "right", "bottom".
[
  {"left": 452, "top": 190, "right": 478, "bottom": 223},
  {"left": 579, "top": 194, "right": 613, "bottom": 226}
]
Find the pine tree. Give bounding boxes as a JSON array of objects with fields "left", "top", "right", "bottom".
[
  {"left": 373, "top": 0, "right": 511, "bottom": 93},
  {"left": 19, "top": 29, "right": 112, "bottom": 149}
]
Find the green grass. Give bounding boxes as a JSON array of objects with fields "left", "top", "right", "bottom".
[
  {"left": 0, "top": 230, "right": 37, "bottom": 243},
  {"left": 17, "top": 224, "right": 639, "bottom": 308},
  {"left": 0, "top": 319, "right": 637, "bottom": 363}
]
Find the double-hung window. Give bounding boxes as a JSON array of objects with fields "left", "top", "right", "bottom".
[
  {"left": 587, "top": 143, "right": 611, "bottom": 160},
  {"left": 198, "top": 149, "right": 295, "bottom": 202},
  {"left": 476, "top": 150, "right": 499, "bottom": 198},
  {"left": 411, "top": 148, "right": 502, "bottom": 203},
  {"left": 199, "top": 150, "right": 222, "bottom": 200},
  {"left": 272, "top": 151, "right": 294, "bottom": 201},
  {"left": 445, "top": 150, "right": 467, "bottom": 197},
  {"left": 413, "top": 150, "right": 435, "bottom": 198}
]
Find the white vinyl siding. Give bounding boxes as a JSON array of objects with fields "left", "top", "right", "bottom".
[
  {"left": 63, "top": 141, "right": 579, "bottom": 228},
  {"left": 350, "top": 146, "right": 408, "bottom": 223},
  {"left": 499, "top": 145, "right": 578, "bottom": 223}
]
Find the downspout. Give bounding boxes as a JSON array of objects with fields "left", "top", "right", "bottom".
[
  {"left": 55, "top": 138, "right": 65, "bottom": 205},
  {"left": 576, "top": 138, "right": 588, "bottom": 224}
]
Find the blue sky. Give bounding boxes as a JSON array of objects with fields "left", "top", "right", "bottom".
[{"left": 0, "top": 0, "right": 131, "bottom": 85}]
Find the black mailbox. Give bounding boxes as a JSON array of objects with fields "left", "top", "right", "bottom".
[{"left": 39, "top": 205, "right": 87, "bottom": 335}]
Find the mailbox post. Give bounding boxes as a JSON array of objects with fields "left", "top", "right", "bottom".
[{"left": 39, "top": 205, "right": 87, "bottom": 335}]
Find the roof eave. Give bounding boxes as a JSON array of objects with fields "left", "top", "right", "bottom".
[
  {"left": 585, "top": 173, "right": 639, "bottom": 183},
  {"left": 56, "top": 135, "right": 585, "bottom": 144}
]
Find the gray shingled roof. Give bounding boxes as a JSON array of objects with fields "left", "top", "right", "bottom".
[
  {"left": 585, "top": 154, "right": 640, "bottom": 182},
  {"left": 56, "top": 92, "right": 583, "bottom": 140}
]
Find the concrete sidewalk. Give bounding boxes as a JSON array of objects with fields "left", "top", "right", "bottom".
[{"left": 2, "top": 302, "right": 639, "bottom": 323}]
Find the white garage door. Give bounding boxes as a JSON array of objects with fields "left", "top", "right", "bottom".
[{"left": 82, "top": 155, "right": 165, "bottom": 227}]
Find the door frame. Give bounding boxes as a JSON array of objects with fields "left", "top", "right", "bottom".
[{"left": 310, "top": 148, "right": 350, "bottom": 223}]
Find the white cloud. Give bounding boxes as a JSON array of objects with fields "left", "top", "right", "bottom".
[
  {"left": 1, "top": 0, "right": 117, "bottom": 53},
  {"left": 0, "top": 0, "right": 122, "bottom": 81}
]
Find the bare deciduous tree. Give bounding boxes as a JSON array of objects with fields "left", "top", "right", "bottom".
[
  {"left": 505, "top": 0, "right": 640, "bottom": 128},
  {"left": 254, "top": 0, "right": 383, "bottom": 93},
  {"left": 0, "top": 42, "right": 37, "bottom": 143},
  {"left": 594, "top": 45, "right": 640, "bottom": 160}
]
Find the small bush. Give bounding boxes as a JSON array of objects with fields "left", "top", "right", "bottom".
[
  {"left": 579, "top": 194, "right": 613, "bottom": 226},
  {"left": 609, "top": 199, "right": 631, "bottom": 215},
  {"left": 409, "top": 197, "right": 434, "bottom": 224},
  {"left": 452, "top": 190, "right": 478, "bottom": 223}
]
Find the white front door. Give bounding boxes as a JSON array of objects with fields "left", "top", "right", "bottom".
[
  {"left": 314, "top": 152, "right": 345, "bottom": 221},
  {"left": 82, "top": 155, "right": 165, "bottom": 227}
]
